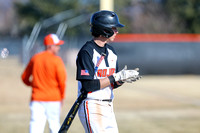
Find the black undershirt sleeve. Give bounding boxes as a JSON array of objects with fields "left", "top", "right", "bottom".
[{"left": 80, "top": 79, "right": 100, "bottom": 92}]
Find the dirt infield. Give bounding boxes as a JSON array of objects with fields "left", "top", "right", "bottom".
[{"left": 1, "top": 57, "right": 200, "bottom": 133}]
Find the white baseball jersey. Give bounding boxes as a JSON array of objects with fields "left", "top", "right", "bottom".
[{"left": 76, "top": 40, "right": 119, "bottom": 100}]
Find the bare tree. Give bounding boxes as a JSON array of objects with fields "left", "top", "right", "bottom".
[{"left": 122, "top": 1, "right": 182, "bottom": 33}]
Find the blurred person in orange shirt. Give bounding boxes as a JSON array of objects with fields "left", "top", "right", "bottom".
[{"left": 21, "top": 34, "right": 67, "bottom": 133}]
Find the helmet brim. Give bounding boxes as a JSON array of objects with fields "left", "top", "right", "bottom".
[{"left": 116, "top": 23, "right": 125, "bottom": 28}]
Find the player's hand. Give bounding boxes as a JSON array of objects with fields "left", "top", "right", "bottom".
[
  {"left": 122, "top": 75, "right": 142, "bottom": 83},
  {"left": 121, "top": 67, "right": 142, "bottom": 83},
  {"left": 113, "top": 65, "right": 140, "bottom": 82}
]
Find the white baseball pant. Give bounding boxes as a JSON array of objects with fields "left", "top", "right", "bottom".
[
  {"left": 29, "top": 101, "right": 61, "bottom": 133},
  {"left": 78, "top": 100, "right": 118, "bottom": 133}
]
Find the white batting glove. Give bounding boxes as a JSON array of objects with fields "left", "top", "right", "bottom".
[
  {"left": 123, "top": 67, "right": 142, "bottom": 83},
  {"left": 113, "top": 65, "right": 140, "bottom": 82},
  {"left": 123, "top": 75, "right": 142, "bottom": 83}
]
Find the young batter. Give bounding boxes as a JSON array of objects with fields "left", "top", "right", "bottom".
[{"left": 76, "top": 10, "right": 141, "bottom": 133}]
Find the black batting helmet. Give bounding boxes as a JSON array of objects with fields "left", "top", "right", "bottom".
[{"left": 90, "top": 10, "right": 124, "bottom": 38}]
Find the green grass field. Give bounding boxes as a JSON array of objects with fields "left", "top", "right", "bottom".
[{"left": 1, "top": 57, "right": 200, "bottom": 133}]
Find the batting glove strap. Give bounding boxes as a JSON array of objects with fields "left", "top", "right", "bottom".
[{"left": 108, "top": 75, "right": 115, "bottom": 83}]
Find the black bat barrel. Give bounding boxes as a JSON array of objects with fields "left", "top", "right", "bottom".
[{"left": 58, "top": 93, "right": 87, "bottom": 133}]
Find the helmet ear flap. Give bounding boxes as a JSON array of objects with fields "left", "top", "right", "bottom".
[
  {"left": 90, "top": 25, "right": 101, "bottom": 37},
  {"left": 91, "top": 25, "right": 114, "bottom": 38},
  {"left": 103, "top": 28, "right": 114, "bottom": 38}
]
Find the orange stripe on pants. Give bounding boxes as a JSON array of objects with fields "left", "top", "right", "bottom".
[{"left": 86, "top": 101, "right": 92, "bottom": 133}]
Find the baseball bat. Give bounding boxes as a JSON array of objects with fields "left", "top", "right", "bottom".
[
  {"left": 58, "top": 53, "right": 106, "bottom": 133},
  {"left": 58, "top": 92, "right": 87, "bottom": 133}
]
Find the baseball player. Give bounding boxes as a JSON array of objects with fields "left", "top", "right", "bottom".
[
  {"left": 21, "top": 34, "right": 67, "bottom": 133},
  {"left": 76, "top": 10, "right": 141, "bottom": 133}
]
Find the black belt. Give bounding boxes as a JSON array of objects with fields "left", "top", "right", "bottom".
[
  {"left": 88, "top": 99, "right": 112, "bottom": 102},
  {"left": 96, "top": 99, "right": 112, "bottom": 102}
]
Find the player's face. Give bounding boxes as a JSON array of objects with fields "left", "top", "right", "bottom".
[
  {"left": 108, "top": 27, "right": 118, "bottom": 42},
  {"left": 52, "top": 45, "right": 60, "bottom": 55}
]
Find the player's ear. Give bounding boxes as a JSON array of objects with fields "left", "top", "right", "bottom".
[{"left": 48, "top": 45, "right": 53, "bottom": 49}]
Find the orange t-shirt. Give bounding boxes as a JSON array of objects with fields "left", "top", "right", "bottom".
[{"left": 21, "top": 51, "right": 67, "bottom": 101}]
